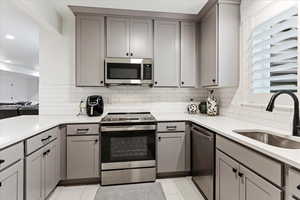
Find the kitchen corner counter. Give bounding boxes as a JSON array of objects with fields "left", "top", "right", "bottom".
[
  {"left": 154, "top": 112, "right": 300, "bottom": 170},
  {"left": 1, "top": 113, "right": 300, "bottom": 170},
  {"left": 0, "top": 115, "right": 104, "bottom": 150}
]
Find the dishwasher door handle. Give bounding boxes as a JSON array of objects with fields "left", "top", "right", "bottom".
[{"left": 191, "top": 127, "right": 214, "bottom": 141}]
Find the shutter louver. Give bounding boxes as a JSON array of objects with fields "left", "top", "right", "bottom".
[{"left": 250, "top": 6, "right": 298, "bottom": 94}]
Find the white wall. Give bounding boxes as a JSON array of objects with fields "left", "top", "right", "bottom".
[
  {"left": 12, "top": 0, "right": 62, "bottom": 34},
  {"left": 38, "top": 8, "right": 206, "bottom": 115},
  {"left": 215, "top": 0, "right": 300, "bottom": 132},
  {"left": 0, "top": 70, "right": 38, "bottom": 103}
]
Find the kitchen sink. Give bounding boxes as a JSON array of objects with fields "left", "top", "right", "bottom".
[{"left": 233, "top": 130, "right": 300, "bottom": 149}]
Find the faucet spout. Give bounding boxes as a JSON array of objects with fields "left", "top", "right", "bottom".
[{"left": 266, "top": 91, "right": 300, "bottom": 137}]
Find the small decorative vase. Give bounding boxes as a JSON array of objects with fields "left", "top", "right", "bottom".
[
  {"left": 187, "top": 98, "right": 198, "bottom": 114},
  {"left": 207, "top": 90, "right": 218, "bottom": 116},
  {"left": 199, "top": 101, "right": 207, "bottom": 114}
]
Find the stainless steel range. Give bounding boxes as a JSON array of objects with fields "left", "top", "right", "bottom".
[{"left": 100, "top": 112, "right": 157, "bottom": 186}]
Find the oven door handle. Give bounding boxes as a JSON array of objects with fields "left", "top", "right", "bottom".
[{"left": 101, "top": 125, "right": 156, "bottom": 132}]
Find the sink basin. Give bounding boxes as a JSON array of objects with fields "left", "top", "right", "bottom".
[{"left": 233, "top": 130, "right": 300, "bottom": 149}]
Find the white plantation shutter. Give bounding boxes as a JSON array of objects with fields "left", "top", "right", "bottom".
[{"left": 250, "top": 6, "right": 298, "bottom": 94}]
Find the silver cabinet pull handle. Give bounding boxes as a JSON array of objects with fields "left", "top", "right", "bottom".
[
  {"left": 41, "top": 135, "right": 52, "bottom": 142},
  {"left": 166, "top": 126, "right": 177, "bottom": 130},
  {"left": 76, "top": 128, "right": 89, "bottom": 134}
]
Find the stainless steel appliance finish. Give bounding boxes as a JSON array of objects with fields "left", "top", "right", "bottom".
[
  {"left": 191, "top": 124, "right": 215, "bottom": 200},
  {"left": 233, "top": 130, "right": 300, "bottom": 149},
  {"left": 102, "top": 160, "right": 156, "bottom": 170},
  {"left": 100, "top": 112, "right": 157, "bottom": 186},
  {"left": 105, "top": 58, "right": 153, "bottom": 85},
  {"left": 101, "top": 112, "right": 156, "bottom": 123},
  {"left": 101, "top": 124, "right": 156, "bottom": 132},
  {"left": 101, "top": 168, "right": 156, "bottom": 186}
]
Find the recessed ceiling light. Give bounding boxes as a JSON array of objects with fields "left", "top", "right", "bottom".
[
  {"left": 4, "top": 60, "right": 12, "bottom": 63},
  {"left": 5, "top": 34, "right": 15, "bottom": 40}
]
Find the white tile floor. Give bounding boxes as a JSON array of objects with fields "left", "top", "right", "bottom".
[{"left": 48, "top": 177, "right": 205, "bottom": 200}]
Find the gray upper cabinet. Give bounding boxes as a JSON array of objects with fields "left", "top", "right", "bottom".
[
  {"left": 67, "top": 135, "right": 99, "bottom": 179},
  {"left": 76, "top": 15, "right": 105, "bottom": 87},
  {"left": 130, "top": 19, "right": 153, "bottom": 58},
  {"left": 154, "top": 20, "right": 180, "bottom": 87},
  {"left": 200, "top": 2, "right": 240, "bottom": 87},
  {"left": 157, "top": 132, "right": 186, "bottom": 173},
  {"left": 107, "top": 17, "right": 153, "bottom": 58},
  {"left": 216, "top": 150, "right": 239, "bottom": 200},
  {"left": 200, "top": 6, "right": 218, "bottom": 87},
  {"left": 106, "top": 17, "right": 130, "bottom": 58},
  {"left": 0, "top": 161, "right": 23, "bottom": 200},
  {"left": 180, "top": 22, "right": 196, "bottom": 88}
]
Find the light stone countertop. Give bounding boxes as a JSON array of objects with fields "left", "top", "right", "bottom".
[{"left": 1, "top": 112, "right": 300, "bottom": 170}]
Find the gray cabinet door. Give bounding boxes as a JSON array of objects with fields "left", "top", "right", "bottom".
[
  {"left": 107, "top": 17, "right": 130, "bottom": 58},
  {"left": 44, "top": 140, "right": 59, "bottom": 198},
  {"left": 200, "top": 5, "right": 218, "bottom": 87},
  {"left": 216, "top": 150, "right": 239, "bottom": 200},
  {"left": 0, "top": 161, "right": 23, "bottom": 200},
  {"left": 76, "top": 15, "right": 105, "bottom": 86},
  {"left": 180, "top": 22, "right": 196, "bottom": 88},
  {"left": 239, "top": 165, "right": 282, "bottom": 200},
  {"left": 130, "top": 19, "right": 153, "bottom": 58},
  {"left": 67, "top": 136, "right": 99, "bottom": 179},
  {"left": 157, "top": 132, "right": 185, "bottom": 173},
  {"left": 26, "top": 147, "right": 44, "bottom": 200},
  {"left": 154, "top": 20, "right": 180, "bottom": 87}
]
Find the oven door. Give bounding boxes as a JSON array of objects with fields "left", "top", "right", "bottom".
[
  {"left": 105, "top": 58, "right": 142, "bottom": 84},
  {"left": 101, "top": 129, "right": 156, "bottom": 170}
]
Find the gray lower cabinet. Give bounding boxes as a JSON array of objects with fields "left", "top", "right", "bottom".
[
  {"left": 157, "top": 132, "right": 186, "bottom": 173},
  {"left": 67, "top": 135, "right": 99, "bottom": 179},
  {"left": 76, "top": 15, "right": 105, "bottom": 87},
  {"left": 216, "top": 150, "right": 282, "bottom": 200},
  {"left": 216, "top": 150, "right": 239, "bottom": 200},
  {"left": 0, "top": 160, "right": 23, "bottom": 200},
  {"left": 287, "top": 167, "right": 300, "bottom": 200},
  {"left": 26, "top": 139, "right": 59, "bottom": 200}
]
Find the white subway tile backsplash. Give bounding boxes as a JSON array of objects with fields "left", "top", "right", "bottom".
[{"left": 39, "top": 84, "right": 206, "bottom": 115}]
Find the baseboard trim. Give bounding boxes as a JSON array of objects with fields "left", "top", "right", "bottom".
[
  {"left": 58, "top": 177, "right": 100, "bottom": 186},
  {"left": 157, "top": 171, "right": 191, "bottom": 178}
]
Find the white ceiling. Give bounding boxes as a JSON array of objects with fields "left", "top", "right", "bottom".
[
  {"left": 54, "top": 0, "right": 208, "bottom": 14},
  {"left": 0, "top": 0, "right": 39, "bottom": 71}
]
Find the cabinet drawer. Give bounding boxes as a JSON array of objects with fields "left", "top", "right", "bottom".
[
  {"left": 67, "top": 124, "right": 99, "bottom": 135},
  {"left": 216, "top": 135, "right": 283, "bottom": 186},
  {"left": 0, "top": 142, "right": 23, "bottom": 171},
  {"left": 288, "top": 168, "right": 300, "bottom": 197},
  {"left": 157, "top": 122, "right": 185, "bottom": 132},
  {"left": 26, "top": 127, "right": 58, "bottom": 155}
]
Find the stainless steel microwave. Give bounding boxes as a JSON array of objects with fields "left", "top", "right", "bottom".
[{"left": 105, "top": 58, "right": 153, "bottom": 85}]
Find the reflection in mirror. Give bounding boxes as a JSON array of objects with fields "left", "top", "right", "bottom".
[{"left": 0, "top": 0, "right": 39, "bottom": 119}]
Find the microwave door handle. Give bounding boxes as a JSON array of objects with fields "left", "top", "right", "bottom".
[{"left": 91, "top": 106, "right": 93, "bottom": 116}]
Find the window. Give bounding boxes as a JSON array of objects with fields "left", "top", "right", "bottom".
[{"left": 250, "top": 6, "right": 298, "bottom": 94}]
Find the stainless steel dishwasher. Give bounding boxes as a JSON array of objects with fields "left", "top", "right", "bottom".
[{"left": 191, "top": 124, "right": 215, "bottom": 200}]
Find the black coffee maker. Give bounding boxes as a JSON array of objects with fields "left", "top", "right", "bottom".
[{"left": 86, "top": 95, "right": 104, "bottom": 117}]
